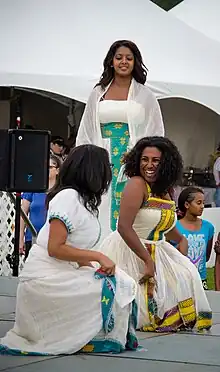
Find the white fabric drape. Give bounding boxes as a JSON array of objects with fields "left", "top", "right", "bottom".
[
  {"left": 76, "top": 79, "right": 164, "bottom": 149},
  {"left": 1, "top": 244, "right": 137, "bottom": 355}
]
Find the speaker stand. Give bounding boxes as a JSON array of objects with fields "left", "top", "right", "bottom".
[{"left": 12, "top": 193, "right": 21, "bottom": 276}]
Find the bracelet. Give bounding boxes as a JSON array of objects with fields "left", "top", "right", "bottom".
[{"left": 148, "top": 277, "right": 156, "bottom": 285}]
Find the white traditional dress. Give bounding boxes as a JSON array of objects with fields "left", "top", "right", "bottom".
[
  {"left": 76, "top": 79, "right": 164, "bottom": 240},
  {"left": 0, "top": 189, "right": 138, "bottom": 356},
  {"left": 97, "top": 185, "right": 212, "bottom": 332}
]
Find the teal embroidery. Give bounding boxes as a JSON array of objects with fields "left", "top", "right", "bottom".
[
  {"left": 126, "top": 300, "right": 139, "bottom": 350},
  {"left": 80, "top": 338, "right": 125, "bottom": 353},
  {"left": 88, "top": 270, "right": 139, "bottom": 352},
  {"left": 0, "top": 344, "right": 50, "bottom": 356},
  {"left": 101, "top": 122, "right": 129, "bottom": 231},
  {"left": 94, "top": 270, "right": 116, "bottom": 333},
  {"left": 0, "top": 271, "right": 138, "bottom": 356},
  {"left": 49, "top": 213, "right": 73, "bottom": 234}
]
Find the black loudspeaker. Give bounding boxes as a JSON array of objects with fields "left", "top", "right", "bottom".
[{"left": 0, "top": 129, "right": 50, "bottom": 192}]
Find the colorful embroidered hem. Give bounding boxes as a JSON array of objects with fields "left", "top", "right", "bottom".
[
  {"left": 0, "top": 270, "right": 138, "bottom": 356},
  {"left": 142, "top": 293, "right": 212, "bottom": 332},
  {"left": 126, "top": 300, "right": 139, "bottom": 350},
  {"left": 196, "top": 311, "right": 212, "bottom": 330},
  {"left": 81, "top": 339, "right": 125, "bottom": 354},
  {"left": 0, "top": 345, "right": 50, "bottom": 356},
  {"left": 81, "top": 269, "right": 139, "bottom": 353}
]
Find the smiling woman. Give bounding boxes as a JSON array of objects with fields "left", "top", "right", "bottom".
[
  {"left": 76, "top": 40, "right": 164, "bottom": 241},
  {"left": 97, "top": 136, "right": 212, "bottom": 333}
]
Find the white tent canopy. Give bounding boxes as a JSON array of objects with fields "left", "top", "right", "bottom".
[
  {"left": 170, "top": 0, "right": 220, "bottom": 43},
  {"left": 0, "top": 0, "right": 220, "bottom": 114}
]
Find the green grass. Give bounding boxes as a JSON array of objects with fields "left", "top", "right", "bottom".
[{"left": 207, "top": 267, "right": 215, "bottom": 290}]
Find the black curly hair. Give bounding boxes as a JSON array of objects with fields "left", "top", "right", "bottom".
[
  {"left": 123, "top": 136, "right": 183, "bottom": 196},
  {"left": 46, "top": 145, "right": 112, "bottom": 215},
  {"left": 97, "top": 40, "right": 148, "bottom": 89},
  {"left": 177, "top": 186, "right": 204, "bottom": 219}
]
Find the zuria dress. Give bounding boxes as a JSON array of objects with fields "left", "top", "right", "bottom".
[
  {"left": 0, "top": 189, "right": 138, "bottom": 355},
  {"left": 97, "top": 184, "right": 212, "bottom": 332}
]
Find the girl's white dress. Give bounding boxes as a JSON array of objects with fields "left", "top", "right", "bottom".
[{"left": 0, "top": 189, "right": 137, "bottom": 355}]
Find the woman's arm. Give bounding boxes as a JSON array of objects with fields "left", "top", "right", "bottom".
[
  {"left": 48, "top": 219, "right": 115, "bottom": 275},
  {"left": 118, "top": 177, "right": 154, "bottom": 272},
  {"left": 214, "top": 234, "right": 220, "bottom": 290},
  {"left": 19, "top": 199, "right": 30, "bottom": 252},
  {"left": 165, "top": 228, "right": 188, "bottom": 255},
  {"left": 215, "top": 254, "right": 220, "bottom": 291},
  {"left": 206, "top": 238, "right": 213, "bottom": 262}
]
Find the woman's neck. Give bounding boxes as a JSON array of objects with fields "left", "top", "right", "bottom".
[
  {"left": 183, "top": 213, "right": 198, "bottom": 223},
  {"left": 48, "top": 180, "right": 55, "bottom": 191},
  {"left": 113, "top": 75, "right": 132, "bottom": 88}
]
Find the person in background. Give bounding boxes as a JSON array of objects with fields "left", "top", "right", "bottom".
[
  {"left": 50, "top": 136, "right": 65, "bottom": 161},
  {"left": 176, "top": 187, "right": 214, "bottom": 290},
  {"left": 62, "top": 134, "right": 75, "bottom": 159},
  {"left": 214, "top": 233, "right": 220, "bottom": 291},
  {"left": 76, "top": 39, "right": 164, "bottom": 239},
  {"left": 213, "top": 143, "right": 220, "bottom": 207},
  {"left": 19, "top": 154, "right": 61, "bottom": 259}
]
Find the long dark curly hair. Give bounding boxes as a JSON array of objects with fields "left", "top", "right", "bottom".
[
  {"left": 46, "top": 145, "right": 112, "bottom": 215},
  {"left": 97, "top": 40, "right": 148, "bottom": 89},
  {"left": 124, "top": 137, "right": 183, "bottom": 197}
]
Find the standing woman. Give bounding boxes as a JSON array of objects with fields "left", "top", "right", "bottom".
[
  {"left": 176, "top": 187, "right": 214, "bottom": 290},
  {"left": 76, "top": 40, "right": 164, "bottom": 238}
]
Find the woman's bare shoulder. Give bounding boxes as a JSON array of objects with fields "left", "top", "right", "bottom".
[
  {"left": 124, "top": 177, "right": 148, "bottom": 197},
  {"left": 127, "top": 176, "right": 146, "bottom": 186}
]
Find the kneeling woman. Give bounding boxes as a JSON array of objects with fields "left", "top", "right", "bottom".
[
  {"left": 0, "top": 145, "right": 138, "bottom": 356},
  {"left": 98, "top": 137, "right": 212, "bottom": 332}
]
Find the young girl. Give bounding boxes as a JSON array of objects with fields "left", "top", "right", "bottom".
[{"left": 176, "top": 187, "right": 214, "bottom": 289}]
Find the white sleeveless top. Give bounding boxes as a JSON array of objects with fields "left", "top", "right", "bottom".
[{"left": 99, "top": 100, "right": 137, "bottom": 124}]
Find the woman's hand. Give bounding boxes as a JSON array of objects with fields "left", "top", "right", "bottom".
[
  {"left": 97, "top": 253, "right": 116, "bottom": 276},
  {"left": 19, "top": 240, "right": 25, "bottom": 255},
  {"left": 139, "top": 260, "right": 155, "bottom": 285},
  {"left": 19, "top": 246, "right": 25, "bottom": 255}
]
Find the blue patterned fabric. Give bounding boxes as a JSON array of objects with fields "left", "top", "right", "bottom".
[
  {"left": 94, "top": 270, "right": 116, "bottom": 334},
  {"left": 81, "top": 269, "right": 138, "bottom": 353},
  {"left": 101, "top": 122, "right": 129, "bottom": 231}
]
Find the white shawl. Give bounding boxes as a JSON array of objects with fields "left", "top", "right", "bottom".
[{"left": 76, "top": 79, "right": 164, "bottom": 149}]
